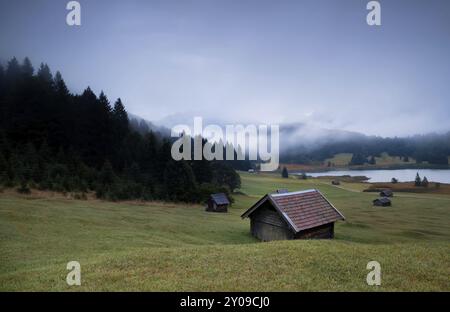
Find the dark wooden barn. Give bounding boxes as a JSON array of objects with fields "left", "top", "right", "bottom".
[
  {"left": 241, "top": 189, "right": 345, "bottom": 241},
  {"left": 373, "top": 198, "right": 391, "bottom": 207},
  {"left": 205, "top": 193, "right": 230, "bottom": 213},
  {"left": 379, "top": 189, "right": 393, "bottom": 197},
  {"left": 332, "top": 180, "right": 340, "bottom": 185}
]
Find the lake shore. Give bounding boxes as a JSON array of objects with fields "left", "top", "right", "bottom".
[{"left": 292, "top": 169, "right": 450, "bottom": 184}]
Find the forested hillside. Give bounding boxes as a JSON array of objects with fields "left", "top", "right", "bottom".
[
  {"left": 281, "top": 131, "right": 450, "bottom": 165},
  {"left": 0, "top": 57, "right": 245, "bottom": 202}
]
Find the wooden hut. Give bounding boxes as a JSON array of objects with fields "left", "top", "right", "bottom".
[
  {"left": 206, "top": 193, "right": 230, "bottom": 213},
  {"left": 241, "top": 189, "right": 345, "bottom": 241},
  {"left": 373, "top": 198, "right": 391, "bottom": 207},
  {"left": 332, "top": 180, "right": 341, "bottom": 185},
  {"left": 380, "top": 189, "right": 393, "bottom": 197}
]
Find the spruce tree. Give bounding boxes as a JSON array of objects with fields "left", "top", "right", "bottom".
[
  {"left": 6, "top": 57, "right": 21, "bottom": 81},
  {"left": 21, "top": 57, "right": 34, "bottom": 78},
  {"left": 415, "top": 172, "right": 421, "bottom": 187},
  {"left": 37, "top": 63, "right": 53, "bottom": 84},
  {"left": 112, "top": 98, "right": 129, "bottom": 140},
  {"left": 54, "top": 71, "right": 69, "bottom": 96},
  {"left": 422, "top": 176, "right": 429, "bottom": 187}
]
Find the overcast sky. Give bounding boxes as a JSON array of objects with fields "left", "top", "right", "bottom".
[{"left": 1, "top": 0, "right": 449, "bottom": 136}]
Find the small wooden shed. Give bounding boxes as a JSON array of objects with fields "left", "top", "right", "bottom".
[
  {"left": 332, "top": 180, "right": 341, "bottom": 185},
  {"left": 373, "top": 198, "right": 391, "bottom": 207},
  {"left": 380, "top": 189, "right": 393, "bottom": 197},
  {"left": 241, "top": 189, "right": 345, "bottom": 241},
  {"left": 206, "top": 193, "right": 230, "bottom": 213}
]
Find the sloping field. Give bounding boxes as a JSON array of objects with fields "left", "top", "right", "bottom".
[{"left": 0, "top": 173, "right": 449, "bottom": 291}]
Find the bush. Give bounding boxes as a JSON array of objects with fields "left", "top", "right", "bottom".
[{"left": 391, "top": 178, "right": 398, "bottom": 184}]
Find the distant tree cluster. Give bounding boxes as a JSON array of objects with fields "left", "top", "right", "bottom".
[
  {"left": 414, "top": 172, "right": 429, "bottom": 187},
  {"left": 0, "top": 57, "right": 244, "bottom": 202},
  {"left": 282, "top": 134, "right": 450, "bottom": 166}
]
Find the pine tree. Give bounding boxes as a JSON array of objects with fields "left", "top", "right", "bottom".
[
  {"left": 82, "top": 86, "right": 97, "bottom": 101},
  {"left": 422, "top": 176, "right": 429, "bottom": 187},
  {"left": 98, "top": 91, "right": 112, "bottom": 114},
  {"left": 37, "top": 63, "right": 53, "bottom": 84},
  {"left": 282, "top": 166, "right": 289, "bottom": 178},
  {"left": 21, "top": 57, "right": 34, "bottom": 78},
  {"left": 54, "top": 71, "right": 69, "bottom": 96},
  {"left": 369, "top": 156, "right": 376, "bottom": 165},
  {"left": 112, "top": 98, "right": 129, "bottom": 140},
  {"left": 6, "top": 57, "right": 21, "bottom": 82},
  {"left": 414, "top": 172, "right": 421, "bottom": 187}
]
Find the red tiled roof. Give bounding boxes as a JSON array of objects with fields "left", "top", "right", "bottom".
[{"left": 241, "top": 189, "right": 345, "bottom": 232}]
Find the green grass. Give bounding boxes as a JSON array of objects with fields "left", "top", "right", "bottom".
[
  {"left": 1, "top": 173, "right": 449, "bottom": 291},
  {"left": 324, "top": 153, "right": 353, "bottom": 166}
]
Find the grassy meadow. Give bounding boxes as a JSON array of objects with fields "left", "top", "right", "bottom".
[{"left": 0, "top": 172, "right": 449, "bottom": 291}]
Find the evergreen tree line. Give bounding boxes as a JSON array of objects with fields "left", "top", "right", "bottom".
[{"left": 0, "top": 57, "right": 243, "bottom": 202}]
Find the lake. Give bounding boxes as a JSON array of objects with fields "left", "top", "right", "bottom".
[{"left": 304, "top": 169, "right": 450, "bottom": 183}]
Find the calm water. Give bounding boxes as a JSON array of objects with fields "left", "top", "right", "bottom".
[{"left": 305, "top": 169, "right": 450, "bottom": 183}]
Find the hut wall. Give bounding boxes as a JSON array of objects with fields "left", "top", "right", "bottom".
[
  {"left": 206, "top": 199, "right": 228, "bottom": 212},
  {"left": 295, "top": 223, "right": 334, "bottom": 239},
  {"left": 214, "top": 204, "right": 228, "bottom": 212},
  {"left": 249, "top": 203, "right": 293, "bottom": 241}
]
